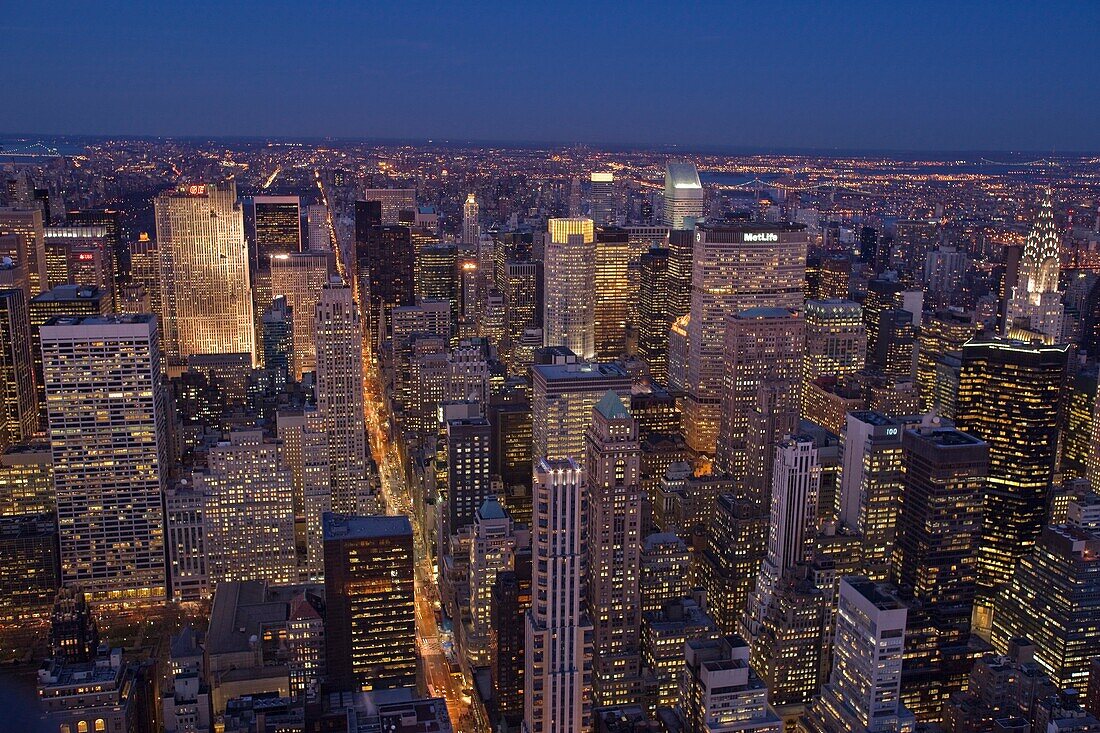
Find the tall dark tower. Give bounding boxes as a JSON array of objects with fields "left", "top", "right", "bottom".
[
  {"left": 955, "top": 337, "right": 1071, "bottom": 635},
  {"left": 323, "top": 513, "right": 416, "bottom": 692}
]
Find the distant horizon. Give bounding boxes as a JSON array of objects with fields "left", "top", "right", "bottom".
[{"left": 3, "top": 131, "right": 1098, "bottom": 160}]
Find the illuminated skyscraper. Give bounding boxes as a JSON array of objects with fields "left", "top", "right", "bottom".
[
  {"left": 662, "top": 161, "right": 704, "bottom": 229},
  {"left": 315, "top": 279, "right": 373, "bottom": 515},
  {"left": 1005, "top": 190, "right": 1065, "bottom": 343},
  {"left": 955, "top": 337, "right": 1070, "bottom": 633},
  {"left": 698, "top": 493, "right": 768, "bottom": 635},
  {"left": 915, "top": 309, "right": 981, "bottom": 412},
  {"left": 0, "top": 284, "right": 36, "bottom": 451},
  {"left": 681, "top": 635, "right": 783, "bottom": 733},
  {"left": 444, "top": 415, "right": 492, "bottom": 541},
  {"left": 590, "top": 172, "right": 615, "bottom": 225},
  {"left": 270, "top": 251, "right": 333, "bottom": 378},
  {"left": 195, "top": 431, "right": 297, "bottom": 587},
  {"left": 155, "top": 181, "right": 255, "bottom": 370},
  {"left": 128, "top": 233, "right": 161, "bottom": 318},
  {"left": 543, "top": 217, "right": 596, "bottom": 359},
  {"left": 991, "top": 524, "right": 1100, "bottom": 690},
  {"left": 252, "top": 195, "right": 301, "bottom": 263},
  {"left": 531, "top": 360, "right": 631, "bottom": 461},
  {"left": 682, "top": 223, "right": 807, "bottom": 454},
  {"left": 639, "top": 532, "right": 690, "bottom": 615},
  {"left": 468, "top": 496, "right": 515, "bottom": 665},
  {"left": 29, "top": 284, "right": 110, "bottom": 413},
  {"left": 805, "top": 578, "right": 916, "bottom": 733},
  {"left": 323, "top": 513, "right": 416, "bottom": 692},
  {"left": 251, "top": 195, "right": 302, "bottom": 342},
  {"left": 354, "top": 201, "right": 415, "bottom": 347},
  {"left": 593, "top": 225, "right": 631, "bottom": 360},
  {"left": 638, "top": 247, "right": 672, "bottom": 383},
  {"left": 463, "top": 193, "right": 480, "bottom": 245},
  {"left": 362, "top": 188, "right": 416, "bottom": 225},
  {"left": 0, "top": 207, "right": 46, "bottom": 296},
  {"left": 838, "top": 411, "right": 904, "bottom": 581},
  {"left": 43, "top": 225, "right": 115, "bottom": 298},
  {"left": 586, "top": 392, "right": 643, "bottom": 707},
  {"left": 893, "top": 419, "right": 988, "bottom": 720},
  {"left": 747, "top": 437, "right": 821, "bottom": 614},
  {"left": 524, "top": 458, "right": 593, "bottom": 733},
  {"left": 41, "top": 314, "right": 169, "bottom": 604},
  {"left": 803, "top": 299, "right": 866, "bottom": 389},
  {"left": 714, "top": 307, "right": 804, "bottom": 490}
]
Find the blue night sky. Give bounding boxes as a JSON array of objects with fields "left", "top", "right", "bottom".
[{"left": 2, "top": 1, "right": 1098, "bottom": 152}]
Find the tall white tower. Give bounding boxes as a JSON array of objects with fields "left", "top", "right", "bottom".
[
  {"left": 662, "top": 161, "right": 704, "bottom": 229},
  {"left": 1004, "top": 189, "right": 1064, "bottom": 342},
  {"left": 524, "top": 457, "right": 594, "bottom": 733},
  {"left": 463, "top": 193, "right": 480, "bottom": 245}
]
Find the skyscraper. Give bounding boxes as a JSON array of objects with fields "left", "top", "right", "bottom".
[
  {"left": 991, "top": 524, "right": 1100, "bottom": 690},
  {"left": 589, "top": 172, "right": 615, "bottom": 225},
  {"left": 251, "top": 195, "right": 301, "bottom": 334},
  {"left": 682, "top": 223, "right": 808, "bottom": 454},
  {"left": 0, "top": 284, "right": 36, "bottom": 451},
  {"left": 195, "top": 431, "right": 297, "bottom": 587},
  {"left": 531, "top": 360, "right": 631, "bottom": 461},
  {"left": 747, "top": 436, "right": 821, "bottom": 617},
  {"left": 805, "top": 577, "right": 916, "bottom": 733},
  {"left": 714, "top": 307, "right": 805, "bottom": 489},
  {"left": 543, "top": 217, "right": 596, "bottom": 359},
  {"left": 524, "top": 458, "right": 594, "bottom": 733},
  {"left": 955, "top": 337, "right": 1071, "bottom": 632},
  {"left": 252, "top": 195, "right": 302, "bottom": 264},
  {"left": 1005, "top": 190, "right": 1065, "bottom": 343},
  {"left": 0, "top": 207, "right": 46, "bottom": 296},
  {"left": 698, "top": 493, "right": 768, "bottom": 635},
  {"left": 41, "top": 314, "right": 169, "bottom": 604},
  {"left": 892, "top": 419, "right": 990, "bottom": 719},
  {"left": 803, "top": 299, "right": 867, "bottom": 388},
  {"left": 662, "top": 161, "right": 704, "bottom": 229},
  {"left": 270, "top": 250, "right": 333, "bottom": 378},
  {"left": 468, "top": 496, "right": 515, "bottom": 665},
  {"left": 323, "top": 513, "right": 416, "bottom": 692},
  {"left": 354, "top": 202, "right": 415, "bottom": 347},
  {"left": 681, "top": 635, "right": 783, "bottom": 733},
  {"left": 315, "top": 279, "right": 373, "bottom": 515},
  {"left": 155, "top": 181, "right": 255, "bottom": 370},
  {"left": 586, "top": 392, "right": 643, "bottom": 707},
  {"left": 463, "top": 193, "right": 480, "bottom": 245},
  {"left": 362, "top": 188, "right": 416, "bottom": 225},
  {"left": 638, "top": 247, "right": 672, "bottom": 383},
  {"left": 837, "top": 411, "right": 904, "bottom": 581},
  {"left": 593, "top": 226, "right": 631, "bottom": 360},
  {"left": 444, "top": 415, "right": 492, "bottom": 541}
]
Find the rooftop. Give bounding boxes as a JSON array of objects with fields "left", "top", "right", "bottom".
[
  {"left": 595, "top": 390, "right": 631, "bottom": 420},
  {"left": 31, "top": 284, "right": 106, "bottom": 303},
  {"left": 323, "top": 513, "right": 412, "bottom": 541}
]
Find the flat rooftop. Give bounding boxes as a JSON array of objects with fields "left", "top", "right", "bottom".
[{"left": 323, "top": 513, "right": 412, "bottom": 541}]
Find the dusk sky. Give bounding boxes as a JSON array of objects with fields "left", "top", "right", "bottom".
[{"left": 3, "top": 1, "right": 1099, "bottom": 152}]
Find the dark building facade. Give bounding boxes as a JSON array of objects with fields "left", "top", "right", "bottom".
[{"left": 323, "top": 513, "right": 416, "bottom": 693}]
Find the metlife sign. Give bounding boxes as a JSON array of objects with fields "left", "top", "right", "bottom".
[{"left": 743, "top": 232, "right": 779, "bottom": 242}]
